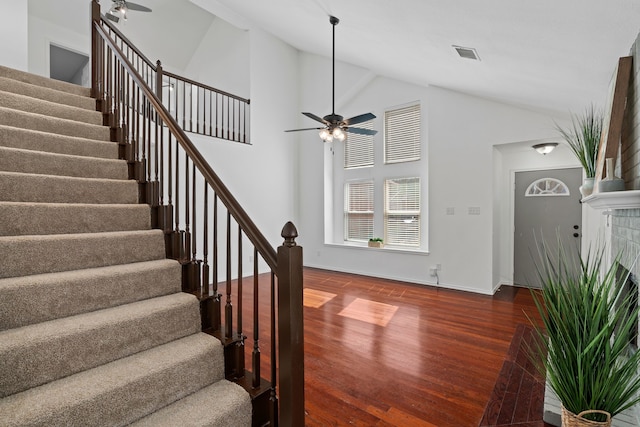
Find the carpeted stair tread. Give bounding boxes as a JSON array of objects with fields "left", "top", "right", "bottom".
[
  {"left": 131, "top": 380, "right": 252, "bottom": 427},
  {"left": 0, "top": 90, "right": 102, "bottom": 125},
  {"left": 0, "top": 202, "right": 151, "bottom": 236},
  {"left": 0, "top": 125, "right": 118, "bottom": 159},
  {"left": 0, "top": 107, "right": 109, "bottom": 140},
  {"left": 0, "top": 229, "right": 166, "bottom": 279},
  {"left": 0, "top": 76, "right": 95, "bottom": 110},
  {"left": 0, "top": 259, "right": 182, "bottom": 330},
  {"left": 0, "top": 65, "right": 91, "bottom": 97},
  {"left": 0, "top": 171, "right": 138, "bottom": 204},
  {"left": 0, "top": 292, "right": 201, "bottom": 397},
  {"left": 0, "top": 333, "right": 225, "bottom": 427},
  {"left": 0, "top": 146, "right": 127, "bottom": 180}
]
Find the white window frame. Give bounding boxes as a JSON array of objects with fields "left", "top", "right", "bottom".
[
  {"left": 384, "top": 103, "right": 421, "bottom": 164},
  {"left": 344, "top": 180, "right": 374, "bottom": 242},
  {"left": 384, "top": 177, "right": 421, "bottom": 247}
]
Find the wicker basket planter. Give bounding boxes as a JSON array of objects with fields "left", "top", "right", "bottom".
[
  {"left": 561, "top": 406, "right": 611, "bottom": 427},
  {"left": 367, "top": 241, "right": 383, "bottom": 248}
]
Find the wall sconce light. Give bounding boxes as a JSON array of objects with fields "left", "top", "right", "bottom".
[{"left": 532, "top": 142, "right": 558, "bottom": 155}]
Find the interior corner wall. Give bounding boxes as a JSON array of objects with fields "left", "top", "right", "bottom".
[
  {"left": 2, "top": 2, "right": 28, "bottom": 71},
  {"left": 191, "top": 26, "right": 299, "bottom": 263},
  {"left": 28, "top": 15, "right": 90, "bottom": 78}
]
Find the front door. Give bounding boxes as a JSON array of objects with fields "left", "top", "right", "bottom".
[{"left": 513, "top": 168, "right": 582, "bottom": 287}]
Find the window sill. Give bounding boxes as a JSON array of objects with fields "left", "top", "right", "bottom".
[{"left": 325, "top": 242, "right": 429, "bottom": 256}]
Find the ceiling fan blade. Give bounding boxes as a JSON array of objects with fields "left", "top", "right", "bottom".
[
  {"left": 124, "top": 1, "right": 152, "bottom": 12},
  {"left": 342, "top": 112, "right": 376, "bottom": 126},
  {"left": 284, "top": 127, "right": 323, "bottom": 133},
  {"left": 345, "top": 127, "right": 378, "bottom": 136},
  {"left": 302, "top": 112, "right": 330, "bottom": 125}
]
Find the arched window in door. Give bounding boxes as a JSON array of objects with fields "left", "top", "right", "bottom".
[{"left": 525, "top": 178, "right": 570, "bottom": 197}]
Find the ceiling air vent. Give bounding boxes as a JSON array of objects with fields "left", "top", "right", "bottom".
[{"left": 453, "top": 45, "right": 480, "bottom": 61}]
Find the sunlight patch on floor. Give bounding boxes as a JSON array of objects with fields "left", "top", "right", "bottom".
[
  {"left": 303, "top": 288, "right": 337, "bottom": 308},
  {"left": 338, "top": 298, "right": 398, "bottom": 326}
]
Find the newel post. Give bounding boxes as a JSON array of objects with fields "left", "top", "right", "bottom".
[
  {"left": 155, "top": 60, "right": 163, "bottom": 103},
  {"left": 90, "top": 0, "right": 101, "bottom": 101},
  {"left": 276, "top": 221, "right": 305, "bottom": 427}
]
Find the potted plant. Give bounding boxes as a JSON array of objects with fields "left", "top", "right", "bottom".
[
  {"left": 556, "top": 105, "right": 603, "bottom": 197},
  {"left": 368, "top": 238, "right": 384, "bottom": 248},
  {"left": 529, "top": 240, "right": 640, "bottom": 426}
]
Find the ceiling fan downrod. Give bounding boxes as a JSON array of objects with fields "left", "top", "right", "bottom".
[{"left": 330, "top": 16, "right": 339, "bottom": 116}]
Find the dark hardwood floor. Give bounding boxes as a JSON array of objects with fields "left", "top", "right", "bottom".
[{"left": 239, "top": 268, "right": 547, "bottom": 426}]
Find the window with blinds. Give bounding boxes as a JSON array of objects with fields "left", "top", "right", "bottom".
[
  {"left": 344, "top": 181, "right": 374, "bottom": 242},
  {"left": 384, "top": 103, "right": 421, "bottom": 164},
  {"left": 384, "top": 177, "right": 420, "bottom": 247},
  {"left": 344, "top": 121, "right": 374, "bottom": 169}
]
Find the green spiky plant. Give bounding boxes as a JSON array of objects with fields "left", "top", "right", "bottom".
[
  {"left": 556, "top": 105, "right": 603, "bottom": 178},
  {"left": 529, "top": 239, "right": 640, "bottom": 422}
]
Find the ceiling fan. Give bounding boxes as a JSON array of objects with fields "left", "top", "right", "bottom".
[
  {"left": 285, "top": 16, "right": 377, "bottom": 142},
  {"left": 106, "top": 0, "right": 152, "bottom": 23}
]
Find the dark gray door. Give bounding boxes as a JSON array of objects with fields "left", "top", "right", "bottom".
[{"left": 513, "top": 168, "right": 582, "bottom": 287}]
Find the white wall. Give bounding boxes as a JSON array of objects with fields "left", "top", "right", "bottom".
[
  {"left": 297, "top": 51, "right": 570, "bottom": 294},
  {"left": 28, "top": 15, "right": 90, "bottom": 78},
  {"left": 184, "top": 17, "right": 249, "bottom": 99},
  {"left": 2, "top": 2, "right": 29, "bottom": 71}
]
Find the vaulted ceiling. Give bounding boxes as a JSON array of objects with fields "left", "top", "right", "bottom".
[
  {"left": 194, "top": 0, "right": 640, "bottom": 116},
  {"left": 30, "top": 0, "right": 640, "bottom": 116}
]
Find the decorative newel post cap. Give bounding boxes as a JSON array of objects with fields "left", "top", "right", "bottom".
[
  {"left": 281, "top": 221, "right": 298, "bottom": 247},
  {"left": 156, "top": 60, "right": 162, "bottom": 67}
]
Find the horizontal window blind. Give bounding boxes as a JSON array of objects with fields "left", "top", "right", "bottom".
[
  {"left": 344, "top": 121, "right": 374, "bottom": 169},
  {"left": 384, "top": 103, "right": 420, "bottom": 164},
  {"left": 385, "top": 177, "right": 420, "bottom": 246},
  {"left": 344, "top": 181, "right": 374, "bottom": 241}
]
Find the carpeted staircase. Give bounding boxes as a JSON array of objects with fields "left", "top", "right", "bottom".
[{"left": 0, "top": 65, "right": 251, "bottom": 426}]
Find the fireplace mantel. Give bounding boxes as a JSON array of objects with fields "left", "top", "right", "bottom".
[{"left": 582, "top": 190, "right": 640, "bottom": 210}]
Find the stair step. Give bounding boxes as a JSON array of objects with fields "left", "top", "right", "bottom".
[
  {"left": 0, "top": 202, "right": 151, "bottom": 236},
  {"left": 0, "top": 65, "right": 91, "bottom": 97},
  {"left": 0, "top": 229, "right": 166, "bottom": 279},
  {"left": 0, "top": 259, "right": 182, "bottom": 330},
  {"left": 0, "top": 146, "right": 127, "bottom": 180},
  {"left": 0, "top": 106, "right": 109, "bottom": 141},
  {"left": 0, "top": 90, "right": 102, "bottom": 125},
  {"left": 0, "top": 333, "right": 225, "bottom": 427},
  {"left": 131, "top": 380, "right": 252, "bottom": 427},
  {"left": 0, "top": 171, "right": 138, "bottom": 204},
  {"left": 0, "top": 124, "right": 118, "bottom": 159},
  {"left": 0, "top": 76, "right": 96, "bottom": 110},
  {"left": 0, "top": 292, "right": 201, "bottom": 397}
]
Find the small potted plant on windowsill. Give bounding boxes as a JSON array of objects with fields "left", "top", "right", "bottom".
[{"left": 368, "top": 238, "right": 384, "bottom": 248}]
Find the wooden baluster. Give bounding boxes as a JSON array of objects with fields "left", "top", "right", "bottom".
[
  {"left": 189, "top": 83, "right": 193, "bottom": 132},
  {"left": 277, "top": 222, "right": 304, "bottom": 427},
  {"left": 236, "top": 225, "right": 244, "bottom": 376},
  {"left": 209, "top": 90, "right": 213, "bottom": 136},
  {"left": 212, "top": 194, "right": 221, "bottom": 331},
  {"left": 215, "top": 92, "right": 219, "bottom": 138},
  {"left": 227, "top": 96, "right": 230, "bottom": 140},
  {"left": 184, "top": 156, "right": 191, "bottom": 262},
  {"left": 225, "top": 211, "right": 233, "bottom": 339},
  {"left": 252, "top": 247, "right": 261, "bottom": 388},
  {"left": 192, "top": 166, "right": 197, "bottom": 262},
  {"left": 270, "top": 271, "right": 279, "bottom": 426},
  {"left": 203, "top": 185, "right": 209, "bottom": 296}
]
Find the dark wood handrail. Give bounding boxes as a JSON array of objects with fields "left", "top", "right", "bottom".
[
  {"left": 93, "top": 22, "right": 276, "bottom": 270},
  {"left": 100, "top": 14, "right": 156, "bottom": 70},
  {"left": 163, "top": 70, "right": 250, "bottom": 104}
]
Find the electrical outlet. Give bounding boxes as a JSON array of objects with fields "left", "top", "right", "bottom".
[
  {"left": 248, "top": 255, "right": 253, "bottom": 263},
  {"left": 436, "top": 263, "right": 442, "bottom": 271},
  {"left": 429, "top": 266, "right": 438, "bottom": 276}
]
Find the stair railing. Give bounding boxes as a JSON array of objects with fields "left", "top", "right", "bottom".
[
  {"left": 91, "top": 2, "right": 303, "bottom": 426},
  {"left": 94, "top": 7, "right": 250, "bottom": 144}
]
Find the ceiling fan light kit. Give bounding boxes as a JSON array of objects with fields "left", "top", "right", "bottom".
[
  {"left": 107, "top": 0, "right": 152, "bottom": 23},
  {"left": 285, "top": 16, "right": 378, "bottom": 142}
]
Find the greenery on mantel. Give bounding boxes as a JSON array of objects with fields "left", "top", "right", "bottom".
[
  {"left": 556, "top": 105, "right": 603, "bottom": 178},
  {"left": 529, "top": 239, "right": 640, "bottom": 422}
]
